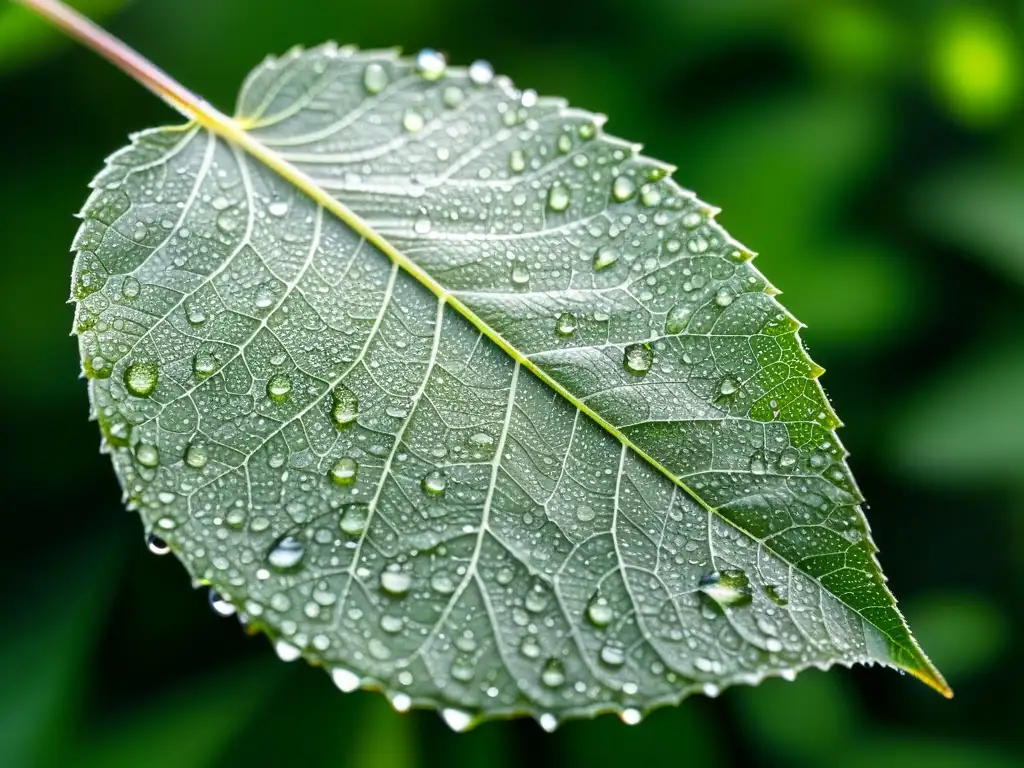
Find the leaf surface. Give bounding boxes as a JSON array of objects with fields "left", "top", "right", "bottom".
[{"left": 71, "top": 45, "right": 946, "bottom": 727}]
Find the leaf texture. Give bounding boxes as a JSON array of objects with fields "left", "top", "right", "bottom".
[{"left": 71, "top": 45, "right": 946, "bottom": 728}]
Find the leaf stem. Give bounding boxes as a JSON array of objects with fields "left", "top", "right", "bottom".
[{"left": 13, "top": 0, "right": 227, "bottom": 127}]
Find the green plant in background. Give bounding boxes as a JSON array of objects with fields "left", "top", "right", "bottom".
[{"left": 18, "top": 0, "right": 953, "bottom": 733}]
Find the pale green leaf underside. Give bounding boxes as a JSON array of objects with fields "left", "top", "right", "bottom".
[{"left": 71, "top": 45, "right": 943, "bottom": 728}]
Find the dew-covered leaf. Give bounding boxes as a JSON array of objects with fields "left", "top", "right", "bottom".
[{"left": 71, "top": 45, "right": 946, "bottom": 729}]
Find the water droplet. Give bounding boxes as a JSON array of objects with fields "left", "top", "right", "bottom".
[
  {"left": 541, "top": 658, "right": 566, "bottom": 688},
  {"left": 380, "top": 614, "right": 404, "bottom": 634},
  {"left": 421, "top": 470, "right": 447, "bottom": 496},
  {"left": 212, "top": 195, "right": 231, "bottom": 211},
  {"left": 554, "top": 311, "right": 577, "bottom": 337},
  {"left": 122, "top": 276, "right": 140, "bottom": 299},
  {"left": 698, "top": 569, "right": 752, "bottom": 608},
  {"left": 146, "top": 533, "right": 170, "bottom": 555},
  {"left": 639, "top": 184, "right": 662, "bottom": 207},
  {"left": 576, "top": 504, "right": 595, "bottom": 522},
  {"left": 267, "top": 535, "right": 305, "bottom": 572},
  {"left": 185, "top": 442, "right": 208, "bottom": 469},
  {"left": 267, "top": 373, "right": 292, "bottom": 402},
  {"left": 538, "top": 713, "right": 558, "bottom": 733},
  {"left": 586, "top": 595, "right": 614, "bottom": 627},
  {"left": 468, "top": 59, "right": 494, "bottom": 85},
  {"left": 765, "top": 584, "right": 789, "bottom": 606},
  {"left": 664, "top": 304, "right": 692, "bottom": 334},
  {"left": 330, "top": 386, "right": 359, "bottom": 429},
  {"left": 623, "top": 343, "right": 653, "bottom": 375},
  {"left": 441, "top": 708, "right": 472, "bottom": 732},
  {"left": 509, "top": 149, "right": 526, "bottom": 173},
  {"left": 600, "top": 644, "right": 625, "bottom": 667},
  {"left": 547, "top": 184, "right": 571, "bottom": 212},
  {"left": 124, "top": 361, "right": 159, "bottom": 397},
  {"left": 578, "top": 122, "right": 596, "bottom": 140},
  {"left": 209, "top": 589, "right": 235, "bottom": 617},
  {"left": 402, "top": 109, "right": 425, "bottom": 133},
  {"left": 715, "top": 288, "right": 734, "bottom": 307},
  {"left": 391, "top": 693, "right": 412, "bottom": 712},
  {"left": 186, "top": 303, "right": 206, "bottom": 325},
  {"left": 719, "top": 378, "right": 738, "bottom": 396},
  {"left": 329, "top": 456, "right": 358, "bottom": 486},
  {"left": 557, "top": 134, "right": 573, "bottom": 154},
  {"left": 413, "top": 216, "right": 432, "bottom": 234},
  {"left": 380, "top": 568, "right": 411, "bottom": 596},
  {"left": 363, "top": 63, "right": 389, "bottom": 94},
  {"left": 620, "top": 708, "right": 642, "bottom": 725},
  {"left": 519, "top": 635, "right": 541, "bottom": 659},
  {"left": 339, "top": 503, "right": 370, "bottom": 536},
  {"left": 415, "top": 48, "right": 446, "bottom": 80},
  {"left": 430, "top": 571, "right": 455, "bottom": 594},
  {"left": 274, "top": 639, "right": 301, "bottom": 662},
  {"left": 268, "top": 201, "right": 289, "bottom": 217},
  {"left": 193, "top": 351, "right": 216, "bottom": 378},
  {"left": 331, "top": 667, "right": 361, "bottom": 692},
  {"left": 778, "top": 448, "right": 799, "bottom": 469},
  {"left": 442, "top": 85, "right": 464, "bottom": 108},
  {"left": 593, "top": 245, "right": 619, "bottom": 270},
  {"left": 136, "top": 442, "right": 159, "bottom": 468},
  {"left": 525, "top": 584, "right": 548, "bottom": 612},
  {"left": 612, "top": 175, "right": 636, "bottom": 202},
  {"left": 510, "top": 264, "right": 530, "bottom": 286}
]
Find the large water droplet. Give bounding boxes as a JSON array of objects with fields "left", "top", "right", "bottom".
[
  {"left": 554, "top": 311, "right": 577, "bottom": 337},
  {"left": 421, "top": 470, "right": 447, "bottom": 496},
  {"left": 620, "top": 708, "right": 642, "bottom": 725},
  {"left": 538, "top": 713, "right": 558, "bottom": 733},
  {"left": 267, "top": 373, "right": 292, "bottom": 402},
  {"left": 665, "top": 304, "right": 692, "bottom": 334},
  {"left": 209, "top": 589, "right": 235, "bottom": 617},
  {"left": 402, "top": 109, "right": 425, "bottom": 133},
  {"left": 330, "top": 456, "right": 358, "bottom": 486},
  {"left": 593, "top": 245, "right": 619, "bottom": 270},
  {"left": 122, "top": 276, "right": 140, "bottom": 299},
  {"left": 510, "top": 264, "right": 530, "bottom": 286},
  {"left": 698, "top": 569, "right": 752, "bottom": 608},
  {"left": 586, "top": 595, "right": 614, "bottom": 627},
  {"left": 185, "top": 442, "right": 208, "bottom": 469},
  {"left": 556, "top": 134, "right": 573, "bottom": 154},
  {"left": 600, "top": 644, "right": 625, "bottom": 667},
  {"left": 415, "top": 48, "right": 446, "bottom": 80},
  {"left": 576, "top": 504, "right": 595, "bottom": 522},
  {"left": 330, "top": 386, "right": 359, "bottom": 429},
  {"left": 380, "top": 567, "right": 411, "bottom": 596},
  {"left": 612, "top": 175, "right": 636, "bottom": 202},
  {"left": 441, "top": 708, "right": 473, "bottom": 732},
  {"left": 764, "top": 584, "right": 789, "bottom": 606},
  {"left": 541, "top": 658, "right": 566, "bottom": 688},
  {"left": 719, "top": 378, "right": 738, "bottom": 396},
  {"left": 267, "top": 200, "right": 289, "bottom": 217},
  {"left": 390, "top": 693, "right": 412, "bottom": 712},
  {"left": 136, "top": 442, "right": 159, "bottom": 468},
  {"left": 124, "top": 361, "right": 158, "bottom": 397},
  {"left": 715, "top": 288, "right": 734, "bottom": 307},
  {"left": 186, "top": 303, "right": 206, "bottom": 326},
  {"left": 623, "top": 343, "right": 653, "bottom": 375},
  {"left": 146, "top": 533, "right": 170, "bottom": 555},
  {"left": 509, "top": 149, "right": 526, "bottom": 173},
  {"left": 332, "top": 666, "right": 361, "bottom": 692},
  {"left": 468, "top": 59, "right": 494, "bottom": 85},
  {"left": 193, "top": 351, "right": 216, "bottom": 378},
  {"left": 267, "top": 535, "right": 305, "bottom": 572},
  {"left": 339, "top": 502, "right": 370, "bottom": 536},
  {"left": 363, "top": 63, "right": 388, "bottom": 94},
  {"left": 547, "top": 183, "right": 571, "bottom": 212}
]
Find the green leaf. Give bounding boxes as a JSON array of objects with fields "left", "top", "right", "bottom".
[{"left": 69, "top": 44, "right": 946, "bottom": 728}]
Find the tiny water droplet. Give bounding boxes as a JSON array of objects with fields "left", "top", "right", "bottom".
[
  {"left": 332, "top": 667, "right": 361, "bottom": 692},
  {"left": 578, "top": 122, "right": 596, "bottom": 140},
  {"left": 209, "top": 589, "right": 235, "bottom": 617},
  {"left": 339, "top": 503, "right": 370, "bottom": 536},
  {"left": 554, "top": 311, "right": 577, "bottom": 337},
  {"left": 623, "top": 343, "right": 653, "bottom": 375},
  {"left": 185, "top": 442, "right": 208, "bottom": 469},
  {"left": 468, "top": 59, "right": 494, "bottom": 85},
  {"left": 124, "top": 361, "right": 159, "bottom": 397},
  {"left": 430, "top": 571, "right": 455, "bottom": 594},
  {"left": 441, "top": 708, "right": 472, "bottom": 732},
  {"left": 612, "top": 175, "right": 636, "bottom": 202},
  {"left": 698, "top": 569, "right": 752, "bottom": 608},
  {"left": 547, "top": 183, "right": 571, "bottom": 212},
  {"left": 541, "top": 658, "right": 565, "bottom": 688},
  {"left": 593, "top": 245, "right": 619, "bottom": 270},
  {"left": 136, "top": 442, "right": 159, "bottom": 468},
  {"left": 267, "top": 373, "right": 292, "bottom": 402},
  {"left": 421, "top": 470, "right": 447, "bottom": 496},
  {"left": 146, "top": 533, "right": 170, "bottom": 555},
  {"left": 267, "top": 535, "right": 305, "bottom": 571},
  {"left": 415, "top": 48, "right": 446, "bottom": 80},
  {"left": 380, "top": 568, "right": 411, "bottom": 596},
  {"left": 330, "top": 456, "right": 358, "bottom": 486}
]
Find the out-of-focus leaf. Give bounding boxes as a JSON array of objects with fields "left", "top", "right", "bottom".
[
  {"left": 905, "top": 594, "right": 1008, "bottom": 680},
  {"left": 891, "top": 339, "right": 1024, "bottom": 483},
  {"left": 0, "top": 0, "right": 132, "bottom": 74},
  {"left": 835, "top": 737, "right": 1020, "bottom": 768},
  {"left": 926, "top": 6, "right": 1022, "bottom": 128},
  {"left": 0, "top": 529, "right": 123, "bottom": 767},
  {"left": 730, "top": 671, "right": 859, "bottom": 762},
  {"left": 69, "top": 661, "right": 284, "bottom": 768},
  {"left": 795, "top": 1, "right": 905, "bottom": 81},
  {"left": 69, "top": 42, "right": 947, "bottom": 729},
  {"left": 912, "top": 158, "right": 1024, "bottom": 285},
  {"left": 346, "top": 697, "right": 418, "bottom": 768}
]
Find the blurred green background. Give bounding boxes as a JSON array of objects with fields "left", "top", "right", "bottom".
[{"left": 1, "top": 0, "right": 1021, "bottom": 765}]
